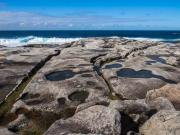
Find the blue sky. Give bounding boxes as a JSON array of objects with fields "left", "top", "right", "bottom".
[{"left": 0, "top": 0, "right": 180, "bottom": 30}]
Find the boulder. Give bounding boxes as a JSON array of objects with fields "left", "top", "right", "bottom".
[
  {"left": 146, "top": 83, "right": 180, "bottom": 110},
  {"left": 109, "top": 98, "right": 175, "bottom": 127},
  {"left": 140, "top": 110, "right": 180, "bottom": 135},
  {"left": 44, "top": 105, "right": 121, "bottom": 135}
]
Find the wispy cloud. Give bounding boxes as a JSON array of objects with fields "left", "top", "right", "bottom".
[{"left": 0, "top": 11, "right": 166, "bottom": 30}]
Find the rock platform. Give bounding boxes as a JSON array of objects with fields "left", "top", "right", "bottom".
[{"left": 0, "top": 38, "right": 180, "bottom": 135}]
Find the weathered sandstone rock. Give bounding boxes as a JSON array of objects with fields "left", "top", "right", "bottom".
[
  {"left": 0, "top": 47, "right": 56, "bottom": 103},
  {"left": 0, "top": 38, "right": 179, "bottom": 134},
  {"left": 146, "top": 83, "right": 180, "bottom": 110},
  {"left": 140, "top": 110, "right": 180, "bottom": 135},
  {"left": 146, "top": 97, "right": 175, "bottom": 111},
  {"left": 44, "top": 105, "right": 121, "bottom": 135},
  {"left": 102, "top": 43, "right": 180, "bottom": 100}
]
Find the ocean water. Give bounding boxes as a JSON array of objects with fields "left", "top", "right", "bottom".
[{"left": 0, "top": 30, "right": 180, "bottom": 47}]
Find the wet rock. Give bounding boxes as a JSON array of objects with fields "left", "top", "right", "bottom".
[
  {"left": 44, "top": 105, "right": 121, "bottom": 135},
  {"left": 140, "top": 110, "right": 180, "bottom": 135},
  {"left": 146, "top": 83, "right": 180, "bottom": 110}
]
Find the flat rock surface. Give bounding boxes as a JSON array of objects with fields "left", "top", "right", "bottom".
[
  {"left": 13, "top": 46, "right": 110, "bottom": 114},
  {"left": 0, "top": 38, "right": 179, "bottom": 135},
  {"left": 0, "top": 47, "right": 56, "bottom": 103},
  {"left": 102, "top": 42, "right": 180, "bottom": 99}
]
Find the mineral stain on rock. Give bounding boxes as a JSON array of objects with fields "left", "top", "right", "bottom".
[
  {"left": 117, "top": 68, "right": 177, "bottom": 84},
  {"left": 68, "top": 91, "right": 89, "bottom": 102},
  {"left": 45, "top": 70, "right": 76, "bottom": 81}
]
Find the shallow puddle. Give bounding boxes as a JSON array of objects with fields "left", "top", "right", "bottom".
[
  {"left": 45, "top": 70, "right": 76, "bottom": 81},
  {"left": 104, "top": 63, "right": 122, "bottom": 69},
  {"left": 117, "top": 68, "right": 176, "bottom": 84},
  {"left": 147, "top": 55, "right": 166, "bottom": 64},
  {"left": 145, "top": 60, "right": 157, "bottom": 65}
]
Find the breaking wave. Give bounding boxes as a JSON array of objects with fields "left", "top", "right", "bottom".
[
  {"left": 0, "top": 36, "right": 82, "bottom": 47},
  {"left": 0, "top": 36, "right": 179, "bottom": 47}
]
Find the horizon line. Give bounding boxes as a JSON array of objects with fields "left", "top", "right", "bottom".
[{"left": 1, "top": 29, "right": 180, "bottom": 31}]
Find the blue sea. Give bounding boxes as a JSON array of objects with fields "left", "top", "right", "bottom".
[{"left": 0, "top": 30, "right": 180, "bottom": 47}]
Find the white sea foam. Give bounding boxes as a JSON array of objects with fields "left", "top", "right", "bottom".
[
  {"left": 123, "top": 37, "right": 164, "bottom": 42},
  {"left": 123, "top": 37, "right": 180, "bottom": 42},
  {"left": 0, "top": 36, "right": 82, "bottom": 47},
  {"left": 0, "top": 36, "right": 179, "bottom": 47}
]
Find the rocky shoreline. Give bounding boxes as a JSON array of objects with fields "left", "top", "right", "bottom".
[{"left": 0, "top": 38, "right": 180, "bottom": 135}]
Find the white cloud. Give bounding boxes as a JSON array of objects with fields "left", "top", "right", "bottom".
[{"left": 0, "top": 11, "right": 166, "bottom": 30}]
